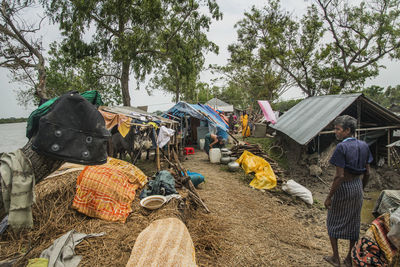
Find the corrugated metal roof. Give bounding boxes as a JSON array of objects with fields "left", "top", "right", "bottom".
[
  {"left": 205, "top": 98, "right": 234, "bottom": 112},
  {"left": 270, "top": 94, "right": 362, "bottom": 145},
  {"left": 206, "top": 98, "right": 231, "bottom": 106}
]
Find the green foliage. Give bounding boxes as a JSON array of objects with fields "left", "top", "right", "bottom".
[
  {"left": 147, "top": 1, "right": 221, "bottom": 103},
  {"left": 232, "top": 0, "right": 400, "bottom": 97},
  {"left": 214, "top": 19, "right": 292, "bottom": 109},
  {"left": 0, "top": 117, "right": 27, "bottom": 124},
  {"left": 45, "top": 42, "right": 122, "bottom": 105},
  {"left": 46, "top": 0, "right": 222, "bottom": 105},
  {"left": 271, "top": 99, "right": 303, "bottom": 112},
  {"left": 362, "top": 85, "right": 400, "bottom": 108}
]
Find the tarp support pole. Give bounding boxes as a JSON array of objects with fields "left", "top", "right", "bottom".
[
  {"left": 388, "top": 129, "right": 391, "bottom": 166},
  {"left": 319, "top": 125, "right": 400, "bottom": 135},
  {"left": 156, "top": 145, "right": 160, "bottom": 171}
]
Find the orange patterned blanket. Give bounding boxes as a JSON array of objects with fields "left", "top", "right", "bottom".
[{"left": 72, "top": 157, "right": 148, "bottom": 222}]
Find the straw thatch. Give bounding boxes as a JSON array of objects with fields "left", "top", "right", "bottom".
[{"left": 0, "top": 168, "right": 224, "bottom": 267}]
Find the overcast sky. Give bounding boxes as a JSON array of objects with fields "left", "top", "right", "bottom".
[{"left": 0, "top": 0, "right": 399, "bottom": 118}]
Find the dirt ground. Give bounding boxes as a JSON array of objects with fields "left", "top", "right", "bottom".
[
  {"left": 181, "top": 149, "right": 348, "bottom": 267},
  {"left": 2, "top": 143, "right": 398, "bottom": 266}
]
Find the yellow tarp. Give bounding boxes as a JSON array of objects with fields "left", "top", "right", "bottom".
[{"left": 236, "top": 150, "right": 277, "bottom": 190}]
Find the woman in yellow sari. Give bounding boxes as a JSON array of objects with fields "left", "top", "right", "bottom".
[{"left": 241, "top": 112, "right": 250, "bottom": 137}]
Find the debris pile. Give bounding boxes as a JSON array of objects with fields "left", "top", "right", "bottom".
[{"left": 230, "top": 143, "right": 285, "bottom": 178}]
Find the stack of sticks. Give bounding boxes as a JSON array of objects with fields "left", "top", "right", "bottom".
[
  {"left": 230, "top": 143, "right": 285, "bottom": 177},
  {"left": 160, "top": 148, "right": 210, "bottom": 213}
]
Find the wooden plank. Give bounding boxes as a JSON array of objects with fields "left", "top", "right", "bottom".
[{"left": 320, "top": 125, "right": 400, "bottom": 134}]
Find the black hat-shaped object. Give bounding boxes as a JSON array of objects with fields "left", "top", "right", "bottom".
[{"left": 32, "top": 92, "right": 111, "bottom": 165}]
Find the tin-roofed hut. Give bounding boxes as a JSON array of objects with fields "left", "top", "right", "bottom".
[{"left": 270, "top": 94, "right": 400, "bottom": 167}]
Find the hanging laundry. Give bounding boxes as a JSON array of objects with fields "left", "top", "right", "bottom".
[{"left": 157, "top": 126, "right": 175, "bottom": 148}]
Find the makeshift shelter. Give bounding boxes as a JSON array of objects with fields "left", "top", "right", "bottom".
[
  {"left": 99, "top": 106, "right": 179, "bottom": 169},
  {"left": 270, "top": 94, "right": 400, "bottom": 165},
  {"left": 164, "top": 102, "right": 229, "bottom": 147},
  {"left": 205, "top": 98, "right": 234, "bottom": 113}
]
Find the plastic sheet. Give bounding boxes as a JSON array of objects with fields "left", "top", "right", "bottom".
[{"left": 236, "top": 150, "right": 277, "bottom": 190}]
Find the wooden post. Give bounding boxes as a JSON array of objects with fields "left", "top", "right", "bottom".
[
  {"left": 388, "top": 129, "right": 391, "bottom": 167},
  {"left": 357, "top": 99, "right": 361, "bottom": 139},
  {"left": 167, "top": 143, "right": 171, "bottom": 162},
  {"left": 152, "top": 127, "right": 161, "bottom": 172},
  {"left": 156, "top": 145, "right": 161, "bottom": 171}
]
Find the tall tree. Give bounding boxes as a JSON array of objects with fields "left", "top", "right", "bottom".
[
  {"left": 362, "top": 84, "right": 400, "bottom": 108},
  {"left": 235, "top": 0, "right": 400, "bottom": 96},
  {"left": 215, "top": 40, "right": 291, "bottom": 109},
  {"left": 47, "top": 0, "right": 221, "bottom": 106},
  {"left": 148, "top": 13, "right": 219, "bottom": 103},
  {"left": 0, "top": 0, "right": 49, "bottom": 102},
  {"left": 45, "top": 42, "right": 122, "bottom": 105}
]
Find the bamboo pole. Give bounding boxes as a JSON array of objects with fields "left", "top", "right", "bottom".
[
  {"left": 319, "top": 125, "right": 400, "bottom": 135},
  {"left": 388, "top": 129, "right": 391, "bottom": 167}
]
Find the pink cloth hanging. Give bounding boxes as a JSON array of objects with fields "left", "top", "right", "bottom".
[{"left": 257, "top": 100, "right": 277, "bottom": 124}]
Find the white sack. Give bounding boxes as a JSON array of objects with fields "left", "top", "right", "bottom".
[
  {"left": 282, "top": 179, "right": 313, "bottom": 205},
  {"left": 388, "top": 207, "right": 400, "bottom": 249}
]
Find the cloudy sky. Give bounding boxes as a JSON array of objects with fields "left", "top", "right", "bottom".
[{"left": 0, "top": 0, "right": 398, "bottom": 118}]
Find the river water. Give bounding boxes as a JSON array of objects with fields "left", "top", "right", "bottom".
[{"left": 0, "top": 122, "right": 28, "bottom": 153}]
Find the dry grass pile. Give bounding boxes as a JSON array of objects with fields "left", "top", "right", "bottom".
[{"left": 0, "top": 170, "right": 225, "bottom": 267}]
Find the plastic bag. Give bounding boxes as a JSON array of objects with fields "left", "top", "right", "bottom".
[
  {"left": 187, "top": 171, "right": 205, "bottom": 187},
  {"left": 236, "top": 150, "right": 277, "bottom": 190},
  {"left": 282, "top": 179, "right": 313, "bottom": 205}
]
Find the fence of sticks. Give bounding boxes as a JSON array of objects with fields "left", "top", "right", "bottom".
[{"left": 230, "top": 143, "right": 285, "bottom": 180}]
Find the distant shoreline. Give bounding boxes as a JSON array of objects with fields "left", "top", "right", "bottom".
[{"left": 0, "top": 118, "right": 27, "bottom": 124}]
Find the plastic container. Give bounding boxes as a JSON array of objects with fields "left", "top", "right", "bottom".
[
  {"left": 209, "top": 148, "right": 221, "bottom": 163},
  {"left": 199, "top": 139, "right": 205, "bottom": 150}
]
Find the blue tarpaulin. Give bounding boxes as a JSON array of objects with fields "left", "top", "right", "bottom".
[{"left": 164, "top": 102, "right": 229, "bottom": 139}]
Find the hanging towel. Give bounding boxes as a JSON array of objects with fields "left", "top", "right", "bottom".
[
  {"left": 157, "top": 126, "right": 175, "bottom": 148},
  {"left": 257, "top": 100, "right": 277, "bottom": 124}
]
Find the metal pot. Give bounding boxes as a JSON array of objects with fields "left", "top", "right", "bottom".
[
  {"left": 220, "top": 157, "right": 231, "bottom": 164},
  {"left": 230, "top": 156, "right": 237, "bottom": 162},
  {"left": 228, "top": 161, "right": 240, "bottom": 171},
  {"left": 222, "top": 151, "right": 232, "bottom": 157},
  {"left": 221, "top": 148, "right": 229, "bottom": 153}
]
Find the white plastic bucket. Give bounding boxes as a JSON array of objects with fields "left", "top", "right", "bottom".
[
  {"left": 199, "top": 139, "right": 205, "bottom": 150},
  {"left": 209, "top": 148, "right": 221, "bottom": 163}
]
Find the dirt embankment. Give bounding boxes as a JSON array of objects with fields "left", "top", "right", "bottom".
[{"left": 182, "top": 150, "right": 347, "bottom": 267}]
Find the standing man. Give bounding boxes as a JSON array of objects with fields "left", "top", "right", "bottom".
[{"left": 324, "top": 115, "right": 373, "bottom": 267}]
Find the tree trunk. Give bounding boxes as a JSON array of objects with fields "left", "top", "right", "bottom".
[
  {"left": 175, "top": 67, "right": 180, "bottom": 103},
  {"left": 36, "top": 55, "right": 48, "bottom": 100},
  {"left": 121, "top": 59, "right": 131, "bottom": 106}
]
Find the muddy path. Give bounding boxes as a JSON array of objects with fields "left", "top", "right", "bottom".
[{"left": 181, "top": 149, "right": 349, "bottom": 267}]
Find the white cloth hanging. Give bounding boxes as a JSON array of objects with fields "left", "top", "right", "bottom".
[{"left": 157, "top": 126, "right": 175, "bottom": 148}]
